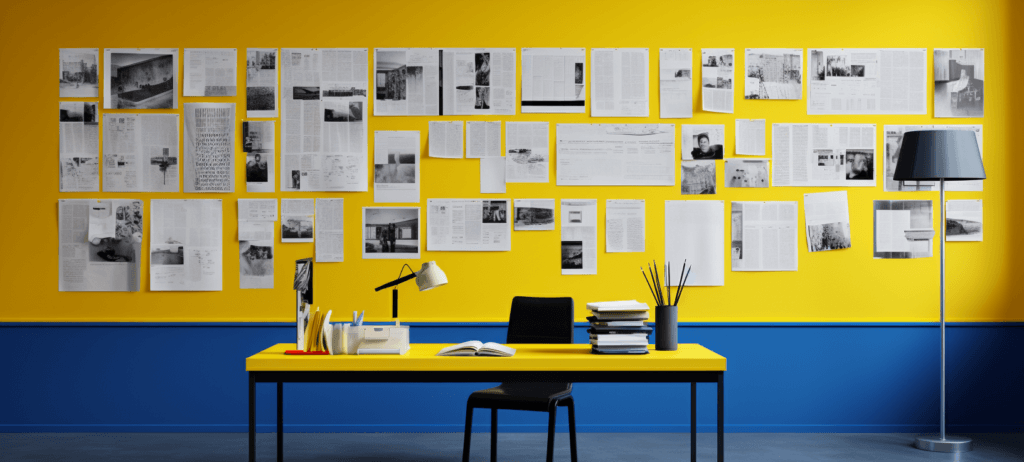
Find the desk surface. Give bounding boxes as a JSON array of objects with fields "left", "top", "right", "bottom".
[{"left": 246, "top": 343, "right": 726, "bottom": 372}]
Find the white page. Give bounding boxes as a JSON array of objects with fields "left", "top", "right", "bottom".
[
  {"left": 771, "top": 123, "right": 876, "bottom": 187},
  {"left": 58, "top": 199, "right": 143, "bottom": 292},
  {"left": 427, "top": 199, "right": 511, "bottom": 251},
  {"left": 744, "top": 48, "right": 802, "bottom": 100},
  {"left": 803, "top": 192, "right": 851, "bottom": 252},
  {"left": 243, "top": 121, "right": 275, "bottom": 193},
  {"left": 281, "top": 199, "right": 315, "bottom": 243},
  {"left": 466, "top": 121, "right": 502, "bottom": 158},
  {"left": 373, "top": 48, "right": 440, "bottom": 116},
  {"left": 373, "top": 131, "right": 420, "bottom": 203},
  {"left": 590, "top": 48, "right": 649, "bottom": 117},
  {"left": 443, "top": 48, "right": 516, "bottom": 115},
  {"left": 934, "top": 48, "right": 984, "bottom": 118},
  {"left": 735, "top": 119, "right": 766, "bottom": 156},
  {"left": 184, "top": 103, "right": 235, "bottom": 193},
  {"left": 58, "top": 101, "right": 100, "bottom": 192},
  {"left": 521, "top": 48, "right": 586, "bottom": 114},
  {"left": 362, "top": 207, "right": 421, "bottom": 259},
  {"left": 315, "top": 198, "right": 345, "bottom": 262},
  {"left": 239, "top": 221, "right": 274, "bottom": 289},
  {"left": 87, "top": 201, "right": 116, "bottom": 240},
  {"left": 102, "top": 113, "right": 180, "bottom": 192},
  {"left": 882, "top": 125, "right": 982, "bottom": 192},
  {"left": 873, "top": 200, "right": 932, "bottom": 259},
  {"left": 731, "top": 201, "right": 798, "bottom": 271},
  {"left": 246, "top": 48, "right": 278, "bottom": 117},
  {"left": 506, "top": 121, "right": 549, "bottom": 183},
  {"left": 428, "top": 121, "right": 464, "bottom": 158},
  {"left": 659, "top": 48, "right": 693, "bottom": 118},
  {"left": 480, "top": 157, "right": 506, "bottom": 193},
  {"left": 183, "top": 48, "right": 237, "bottom": 97},
  {"left": 808, "top": 48, "right": 927, "bottom": 115},
  {"left": 665, "top": 201, "right": 724, "bottom": 286},
  {"left": 724, "top": 159, "right": 770, "bottom": 188},
  {"left": 701, "top": 49, "right": 734, "bottom": 113},
  {"left": 561, "top": 199, "right": 598, "bottom": 275},
  {"left": 946, "top": 200, "right": 983, "bottom": 242},
  {"left": 513, "top": 199, "right": 555, "bottom": 231},
  {"left": 681, "top": 160, "right": 717, "bottom": 195},
  {"left": 104, "top": 48, "right": 178, "bottom": 109},
  {"left": 556, "top": 124, "right": 675, "bottom": 186},
  {"left": 682, "top": 124, "right": 725, "bottom": 160},
  {"left": 150, "top": 199, "right": 222, "bottom": 291},
  {"left": 59, "top": 48, "right": 99, "bottom": 98},
  {"left": 606, "top": 199, "right": 645, "bottom": 253}
]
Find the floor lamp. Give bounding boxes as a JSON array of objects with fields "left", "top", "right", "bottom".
[{"left": 893, "top": 130, "right": 986, "bottom": 453}]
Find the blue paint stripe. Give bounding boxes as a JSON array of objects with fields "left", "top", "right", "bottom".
[{"left": 2, "top": 321, "right": 1022, "bottom": 328}]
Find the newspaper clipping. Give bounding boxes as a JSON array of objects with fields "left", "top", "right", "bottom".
[
  {"left": 150, "top": 199, "right": 223, "bottom": 291},
  {"left": 373, "top": 48, "right": 440, "bottom": 116},
  {"left": 744, "top": 49, "right": 802, "bottom": 100},
  {"left": 934, "top": 49, "right": 984, "bottom": 118},
  {"left": 772, "top": 123, "right": 876, "bottom": 187},
  {"left": 883, "top": 125, "right": 982, "bottom": 192},
  {"left": 561, "top": 199, "right": 597, "bottom": 275},
  {"left": 665, "top": 200, "right": 725, "bottom": 286},
  {"left": 506, "top": 122, "right": 550, "bottom": 183},
  {"left": 281, "top": 199, "right": 315, "bottom": 243},
  {"left": 104, "top": 48, "right": 178, "bottom": 109},
  {"left": 427, "top": 199, "right": 511, "bottom": 251},
  {"left": 513, "top": 199, "right": 555, "bottom": 231},
  {"left": 590, "top": 48, "right": 649, "bottom": 117},
  {"left": 374, "top": 131, "right": 420, "bottom": 203},
  {"left": 946, "top": 200, "right": 983, "bottom": 242},
  {"left": 731, "top": 201, "right": 798, "bottom": 271},
  {"left": 735, "top": 119, "right": 766, "bottom": 156},
  {"left": 59, "top": 101, "right": 100, "bottom": 192},
  {"left": 441, "top": 48, "right": 516, "bottom": 115},
  {"left": 58, "top": 199, "right": 143, "bottom": 292},
  {"left": 238, "top": 199, "right": 276, "bottom": 289},
  {"left": 807, "top": 48, "right": 926, "bottom": 115},
  {"left": 184, "top": 48, "right": 237, "bottom": 97},
  {"left": 481, "top": 157, "right": 506, "bottom": 194},
  {"left": 246, "top": 48, "right": 278, "bottom": 117},
  {"left": 184, "top": 103, "right": 235, "bottom": 193},
  {"left": 606, "top": 199, "right": 645, "bottom": 253},
  {"left": 243, "top": 121, "right": 275, "bottom": 193},
  {"left": 467, "top": 121, "right": 502, "bottom": 158},
  {"left": 59, "top": 48, "right": 99, "bottom": 98},
  {"left": 315, "top": 198, "right": 345, "bottom": 262},
  {"left": 556, "top": 124, "right": 675, "bottom": 186},
  {"left": 804, "top": 192, "right": 851, "bottom": 253},
  {"left": 362, "top": 207, "right": 421, "bottom": 259},
  {"left": 102, "top": 113, "right": 180, "bottom": 192},
  {"left": 521, "top": 48, "right": 586, "bottom": 114},
  {"left": 659, "top": 48, "right": 693, "bottom": 118},
  {"left": 701, "top": 48, "right": 734, "bottom": 113},
  {"left": 429, "top": 121, "right": 464, "bottom": 158},
  {"left": 873, "top": 200, "right": 933, "bottom": 259},
  {"left": 725, "top": 159, "right": 770, "bottom": 188}
]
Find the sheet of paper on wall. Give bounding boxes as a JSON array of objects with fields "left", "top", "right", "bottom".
[
  {"left": 480, "top": 157, "right": 506, "bottom": 194},
  {"left": 561, "top": 199, "right": 598, "bottom": 275},
  {"left": 946, "top": 200, "right": 983, "bottom": 242},
  {"left": 466, "top": 121, "right": 502, "bottom": 158},
  {"left": 441, "top": 48, "right": 516, "bottom": 115},
  {"left": 521, "top": 48, "right": 586, "bottom": 114},
  {"left": 239, "top": 226, "right": 274, "bottom": 289},
  {"left": 883, "top": 125, "right": 982, "bottom": 192},
  {"left": 87, "top": 200, "right": 116, "bottom": 241},
  {"left": 315, "top": 198, "right": 345, "bottom": 262},
  {"left": 104, "top": 48, "right": 178, "bottom": 109},
  {"left": 606, "top": 199, "right": 645, "bottom": 253},
  {"left": 59, "top": 48, "right": 99, "bottom": 98},
  {"left": 183, "top": 103, "right": 235, "bottom": 193},
  {"left": 807, "top": 48, "right": 926, "bottom": 115},
  {"left": 873, "top": 200, "right": 932, "bottom": 259},
  {"left": 238, "top": 199, "right": 278, "bottom": 223},
  {"left": 659, "top": 48, "right": 693, "bottom": 118},
  {"left": 731, "top": 201, "right": 798, "bottom": 271},
  {"left": 505, "top": 121, "right": 549, "bottom": 183},
  {"left": 682, "top": 124, "right": 725, "bottom": 160},
  {"left": 771, "top": 123, "right": 876, "bottom": 187},
  {"left": 590, "top": 48, "right": 649, "bottom": 117},
  {"left": 281, "top": 199, "right": 315, "bottom": 243},
  {"left": 150, "top": 199, "right": 222, "bottom": 291},
  {"left": 243, "top": 121, "right": 275, "bottom": 193},
  {"left": 427, "top": 199, "right": 511, "bottom": 251},
  {"left": 556, "top": 124, "right": 674, "bottom": 186},
  {"left": 246, "top": 48, "right": 278, "bottom": 117},
  {"left": 665, "top": 201, "right": 724, "bottom": 286},
  {"left": 58, "top": 101, "right": 100, "bottom": 192},
  {"left": 279, "top": 48, "right": 369, "bottom": 192},
  {"left": 701, "top": 48, "right": 734, "bottom": 113},
  {"left": 681, "top": 160, "right": 717, "bottom": 195},
  {"left": 803, "top": 192, "right": 851, "bottom": 253},
  {"left": 735, "top": 119, "right": 765, "bottom": 156},
  {"left": 102, "top": 113, "right": 180, "bottom": 192},
  {"left": 428, "top": 121, "right": 464, "bottom": 158},
  {"left": 744, "top": 49, "right": 802, "bottom": 100},
  {"left": 183, "top": 48, "right": 237, "bottom": 97},
  {"left": 362, "top": 207, "right": 421, "bottom": 259},
  {"left": 513, "top": 199, "right": 555, "bottom": 231},
  {"left": 373, "top": 130, "right": 420, "bottom": 203},
  {"left": 58, "top": 199, "right": 143, "bottom": 292},
  {"left": 373, "top": 48, "right": 440, "bottom": 116},
  {"left": 724, "top": 159, "right": 770, "bottom": 188},
  {"left": 934, "top": 49, "right": 984, "bottom": 118}
]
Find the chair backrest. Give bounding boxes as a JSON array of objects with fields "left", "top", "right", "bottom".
[{"left": 506, "top": 296, "right": 574, "bottom": 344}]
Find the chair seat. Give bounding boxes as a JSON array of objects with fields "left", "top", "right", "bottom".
[{"left": 468, "top": 382, "right": 573, "bottom": 412}]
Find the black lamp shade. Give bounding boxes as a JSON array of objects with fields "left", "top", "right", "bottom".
[{"left": 893, "top": 130, "right": 985, "bottom": 181}]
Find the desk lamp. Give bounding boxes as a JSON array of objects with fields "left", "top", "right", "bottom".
[
  {"left": 374, "top": 261, "right": 447, "bottom": 323},
  {"left": 893, "top": 130, "right": 985, "bottom": 454}
]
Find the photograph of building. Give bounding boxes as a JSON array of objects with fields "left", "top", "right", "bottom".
[{"left": 109, "top": 52, "right": 175, "bottom": 109}]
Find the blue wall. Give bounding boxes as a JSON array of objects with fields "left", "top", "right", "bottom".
[{"left": 1, "top": 323, "right": 1021, "bottom": 433}]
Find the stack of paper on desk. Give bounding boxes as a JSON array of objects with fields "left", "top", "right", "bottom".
[{"left": 586, "top": 301, "right": 651, "bottom": 354}]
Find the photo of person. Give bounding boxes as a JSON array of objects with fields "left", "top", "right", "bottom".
[
  {"left": 363, "top": 207, "right": 420, "bottom": 259},
  {"left": 807, "top": 222, "right": 852, "bottom": 252},
  {"left": 683, "top": 125, "right": 725, "bottom": 160},
  {"left": 239, "top": 242, "right": 273, "bottom": 277},
  {"left": 475, "top": 52, "right": 490, "bottom": 86},
  {"left": 845, "top": 149, "right": 874, "bottom": 180},
  {"left": 475, "top": 87, "right": 490, "bottom": 110},
  {"left": 482, "top": 201, "right": 507, "bottom": 223},
  {"left": 291, "top": 170, "right": 301, "bottom": 189},
  {"left": 246, "top": 153, "right": 268, "bottom": 183}
]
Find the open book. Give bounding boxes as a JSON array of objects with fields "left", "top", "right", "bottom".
[{"left": 437, "top": 341, "right": 516, "bottom": 357}]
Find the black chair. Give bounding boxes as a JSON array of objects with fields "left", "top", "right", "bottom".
[{"left": 462, "top": 296, "right": 578, "bottom": 462}]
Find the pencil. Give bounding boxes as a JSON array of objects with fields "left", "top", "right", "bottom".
[
  {"left": 641, "top": 269, "right": 658, "bottom": 306},
  {"left": 653, "top": 261, "right": 663, "bottom": 306},
  {"left": 674, "top": 261, "right": 687, "bottom": 305}
]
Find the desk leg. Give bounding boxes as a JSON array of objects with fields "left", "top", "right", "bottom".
[
  {"left": 249, "top": 372, "right": 255, "bottom": 462},
  {"left": 277, "top": 382, "right": 283, "bottom": 462},
  {"left": 691, "top": 382, "right": 697, "bottom": 462},
  {"left": 718, "top": 372, "right": 724, "bottom": 462}
]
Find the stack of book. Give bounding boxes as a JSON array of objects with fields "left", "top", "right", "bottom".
[{"left": 586, "top": 300, "right": 652, "bottom": 355}]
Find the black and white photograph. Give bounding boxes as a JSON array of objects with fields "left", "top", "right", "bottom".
[
  {"left": 60, "top": 48, "right": 99, "bottom": 98},
  {"left": 946, "top": 200, "right": 983, "bottom": 242},
  {"left": 482, "top": 200, "right": 507, "bottom": 223},
  {"left": 874, "top": 200, "right": 933, "bottom": 259},
  {"left": 826, "top": 54, "right": 850, "bottom": 77},
  {"left": 247, "top": 87, "right": 275, "bottom": 112},
  {"left": 106, "top": 49, "right": 176, "bottom": 109},
  {"left": 348, "top": 101, "right": 364, "bottom": 122},
  {"left": 282, "top": 217, "right": 313, "bottom": 241},
  {"left": 568, "top": 210, "right": 583, "bottom": 224},
  {"left": 701, "top": 52, "right": 733, "bottom": 89},
  {"left": 324, "top": 100, "right": 355, "bottom": 122},
  {"left": 363, "top": 207, "right": 420, "bottom": 259},
  {"left": 934, "top": 48, "right": 984, "bottom": 118},
  {"left": 245, "top": 152, "right": 268, "bottom": 184},
  {"left": 239, "top": 241, "right": 273, "bottom": 277},
  {"left": 575, "top": 62, "right": 584, "bottom": 84},
  {"left": 682, "top": 124, "right": 725, "bottom": 160},
  {"left": 845, "top": 149, "right": 874, "bottom": 180},
  {"left": 681, "top": 160, "right": 717, "bottom": 195},
  {"left": 725, "top": 159, "right": 769, "bottom": 188},
  {"left": 809, "top": 50, "right": 825, "bottom": 81},
  {"left": 323, "top": 84, "right": 367, "bottom": 98},
  {"left": 807, "top": 222, "right": 851, "bottom": 252},
  {"left": 292, "top": 86, "right": 320, "bottom": 100},
  {"left": 150, "top": 245, "right": 184, "bottom": 265},
  {"left": 730, "top": 205, "right": 743, "bottom": 263},
  {"left": 475, "top": 52, "right": 490, "bottom": 86},
  {"left": 291, "top": 170, "right": 301, "bottom": 189},
  {"left": 375, "top": 50, "right": 408, "bottom": 101},
  {"left": 560, "top": 241, "right": 584, "bottom": 270},
  {"left": 246, "top": 49, "right": 277, "bottom": 114},
  {"left": 744, "top": 49, "right": 802, "bottom": 100},
  {"left": 374, "top": 149, "right": 416, "bottom": 184},
  {"left": 475, "top": 86, "right": 490, "bottom": 110},
  {"left": 90, "top": 201, "right": 143, "bottom": 263},
  {"left": 242, "top": 121, "right": 271, "bottom": 188},
  {"left": 513, "top": 200, "right": 555, "bottom": 231},
  {"left": 850, "top": 65, "right": 865, "bottom": 77}
]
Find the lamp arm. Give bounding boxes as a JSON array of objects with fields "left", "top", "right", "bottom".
[{"left": 374, "top": 272, "right": 417, "bottom": 292}]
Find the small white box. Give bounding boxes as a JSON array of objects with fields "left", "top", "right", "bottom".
[{"left": 356, "top": 325, "right": 410, "bottom": 355}]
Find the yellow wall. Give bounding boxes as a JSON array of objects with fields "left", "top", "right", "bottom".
[{"left": 2, "top": 0, "right": 1021, "bottom": 322}]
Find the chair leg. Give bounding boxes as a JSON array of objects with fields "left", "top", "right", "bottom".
[
  {"left": 546, "top": 405, "right": 557, "bottom": 462},
  {"left": 462, "top": 404, "right": 473, "bottom": 462},
  {"left": 490, "top": 408, "right": 498, "bottom": 462},
  {"left": 566, "top": 398, "right": 578, "bottom": 462}
]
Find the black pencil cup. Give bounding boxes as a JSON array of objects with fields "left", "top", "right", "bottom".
[{"left": 655, "top": 305, "right": 678, "bottom": 351}]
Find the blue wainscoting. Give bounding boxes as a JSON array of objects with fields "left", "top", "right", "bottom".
[{"left": 1, "top": 323, "right": 1021, "bottom": 433}]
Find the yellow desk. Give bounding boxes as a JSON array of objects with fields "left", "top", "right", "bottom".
[{"left": 246, "top": 343, "right": 727, "bottom": 462}]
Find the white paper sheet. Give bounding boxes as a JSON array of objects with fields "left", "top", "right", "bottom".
[
  {"left": 315, "top": 198, "right": 345, "bottom": 262},
  {"left": 441, "top": 48, "right": 516, "bottom": 115},
  {"left": 772, "top": 123, "right": 876, "bottom": 187},
  {"left": 521, "top": 48, "right": 586, "bottom": 114},
  {"left": 87, "top": 201, "right": 115, "bottom": 241},
  {"left": 682, "top": 124, "right": 725, "bottom": 160},
  {"left": 934, "top": 49, "right": 984, "bottom": 118},
  {"left": 724, "top": 159, "right": 770, "bottom": 188},
  {"left": 590, "top": 48, "right": 649, "bottom": 117},
  {"left": 946, "top": 200, "right": 983, "bottom": 242},
  {"left": 513, "top": 199, "right": 555, "bottom": 231},
  {"left": 480, "top": 157, "right": 506, "bottom": 194},
  {"left": 701, "top": 49, "right": 734, "bottom": 113},
  {"left": 606, "top": 199, "right": 645, "bottom": 253},
  {"left": 735, "top": 119, "right": 766, "bottom": 156},
  {"left": 744, "top": 49, "right": 802, "bottom": 100},
  {"left": 58, "top": 101, "right": 100, "bottom": 192},
  {"left": 102, "top": 113, "right": 180, "bottom": 192},
  {"left": 466, "top": 121, "right": 502, "bottom": 158},
  {"left": 373, "top": 131, "right": 420, "bottom": 203},
  {"left": 373, "top": 48, "right": 440, "bottom": 116},
  {"left": 681, "top": 160, "right": 717, "bottom": 195},
  {"left": 807, "top": 48, "right": 927, "bottom": 115},
  {"left": 104, "top": 48, "right": 178, "bottom": 109},
  {"left": 873, "top": 200, "right": 933, "bottom": 259},
  {"left": 183, "top": 48, "right": 237, "bottom": 97},
  {"left": 803, "top": 192, "right": 851, "bottom": 253},
  {"left": 730, "top": 201, "right": 798, "bottom": 271},
  {"left": 246, "top": 48, "right": 278, "bottom": 117},
  {"left": 243, "top": 121, "right": 275, "bottom": 193},
  {"left": 238, "top": 199, "right": 278, "bottom": 223},
  {"left": 184, "top": 103, "right": 235, "bottom": 193},
  {"left": 427, "top": 199, "right": 511, "bottom": 251},
  {"left": 665, "top": 201, "right": 725, "bottom": 286},
  {"left": 238, "top": 220, "right": 275, "bottom": 289},
  {"left": 659, "top": 48, "right": 693, "bottom": 118},
  {"left": 281, "top": 199, "right": 315, "bottom": 243},
  {"left": 150, "top": 199, "right": 222, "bottom": 291},
  {"left": 556, "top": 124, "right": 675, "bottom": 186},
  {"left": 505, "top": 121, "right": 550, "bottom": 183},
  {"left": 882, "top": 125, "right": 982, "bottom": 192},
  {"left": 428, "top": 121, "right": 464, "bottom": 158},
  {"left": 362, "top": 207, "right": 421, "bottom": 259},
  {"left": 561, "top": 199, "right": 598, "bottom": 275},
  {"left": 59, "top": 48, "right": 99, "bottom": 98},
  {"left": 58, "top": 199, "right": 143, "bottom": 292}
]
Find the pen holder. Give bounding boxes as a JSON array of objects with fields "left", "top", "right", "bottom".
[{"left": 655, "top": 305, "right": 678, "bottom": 351}]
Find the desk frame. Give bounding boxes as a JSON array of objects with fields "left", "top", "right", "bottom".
[{"left": 248, "top": 370, "right": 724, "bottom": 462}]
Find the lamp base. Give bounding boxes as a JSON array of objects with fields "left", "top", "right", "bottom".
[{"left": 914, "top": 435, "right": 972, "bottom": 453}]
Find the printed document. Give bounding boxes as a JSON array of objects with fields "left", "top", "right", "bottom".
[
  {"left": 58, "top": 101, "right": 100, "bottom": 192},
  {"left": 59, "top": 48, "right": 99, "bottom": 98},
  {"left": 480, "top": 157, "right": 506, "bottom": 194},
  {"left": 427, "top": 199, "right": 511, "bottom": 251},
  {"left": 243, "top": 121, "right": 275, "bottom": 193},
  {"left": 238, "top": 199, "right": 278, "bottom": 222},
  {"left": 104, "top": 48, "right": 178, "bottom": 109},
  {"left": 807, "top": 48, "right": 927, "bottom": 115},
  {"left": 58, "top": 199, "right": 143, "bottom": 292},
  {"left": 373, "top": 131, "right": 420, "bottom": 203},
  {"left": 772, "top": 123, "right": 876, "bottom": 187},
  {"left": 883, "top": 125, "right": 982, "bottom": 192},
  {"left": 659, "top": 48, "right": 693, "bottom": 118},
  {"left": 429, "top": 121, "right": 464, "bottom": 158},
  {"left": 735, "top": 119, "right": 765, "bottom": 156},
  {"left": 521, "top": 48, "right": 586, "bottom": 114},
  {"left": 803, "top": 192, "right": 852, "bottom": 252},
  {"left": 513, "top": 199, "right": 555, "bottom": 231},
  {"left": 237, "top": 199, "right": 276, "bottom": 289},
  {"left": 150, "top": 199, "right": 223, "bottom": 291},
  {"left": 556, "top": 124, "right": 675, "bottom": 186},
  {"left": 665, "top": 201, "right": 724, "bottom": 286},
  {"left": 467, "top": 121, "right": 501, "bottom": 158},
  {"left": 441, "top": 48, "right": 516, "bottom": 115},
  {"left": 873, "top": 200, "right": 932, "bottom": 259},
  {"left": 724, "top": 159, "right": 770, "bottom": 188},
  {"left": 315, "top": 198, "right": 345, "bottom": 262},
  {"left": 744, "top": 49, "right": 802, "bottom": 100},
  {"left": 590, "top": 48, "right": 649, "bottom": 117},
  {"left": 184, "top": 48, "right": 237, "bottom": 97},
  {"left": 184, "top": 103, "right": 235, "bottom": 193},
  {"left": 281, "top": 199, "right": 315, "bottom": 243},
  {"left": 505, "top": 121, "right": 550, "bottom": 183},
  {"left": 561, "top": 199, "right": 598, "bottom": 275},
  {"left": 730, "top": 201, "right": 798, "bottom": 271},
  {"left": 102, "top": 113, "right": 179, "bottom": 192},
  {"left": 246, "top": 48, "right": 278, "bottom": 117},
  {"left": 373, "top": 48, "right": 440, "bottom": 116},
  {"left": 606, "top": 199, "right": 645, "bottom": 253},
  {"left": 946, "top": 200, "right": 983, "bottom": 242},
  {"left": 701, "top": 49, "right": 734, "bottom": 113},
  {"left": 682, "top": 124, "right": 725, "bottom": 160}
]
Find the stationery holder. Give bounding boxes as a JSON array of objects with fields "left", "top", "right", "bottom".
[{"left": 655, "top": 305, "right": 678, "bottom": 351}]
